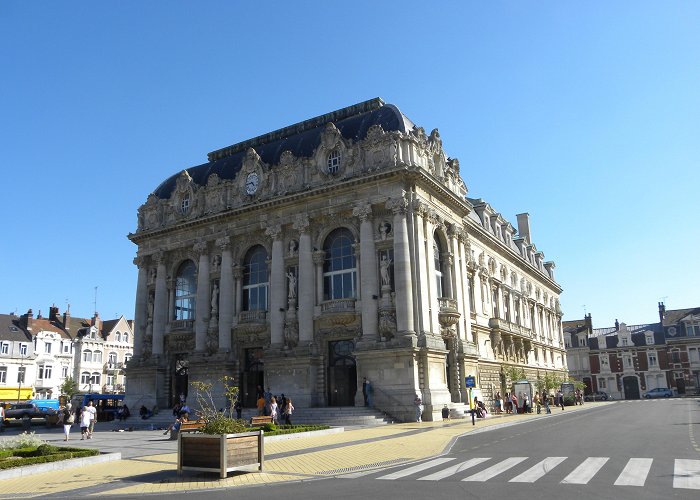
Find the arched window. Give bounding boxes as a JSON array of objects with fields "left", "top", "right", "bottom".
[
  {"left": 116, "top": 332, "right": 121, "bottom": 342},
  {"left": 123, "top": 333, "right": 129, "bottom": 343},
  {"left": 93, "top": 351, "right": 102, "bottom": 363},
  {"left": 108, "top": 352, "right": 118, "bottom": 366},
  {"left": 243, "top": 246, "right": 268, "bottom": 311},
  {"left": 91, "top": 372, "right": 101, "bottom": 385},
  {"left": 82, "top": 350, "right": 92, "bottom": 363},
  {"left": 175, "top": 260, "right": 197, "bottom": 320},
  {"left": 433, "top": 236, "right": 445, "bottom": 297},
  {"left": 80, "top": 372, "right": 91, "bottom": 384},
  {"left": 124, "top": 354, "right": 132, "bottom": 365},
  {"left": 323, "top": 228, "right": 356, "bottom": 300},
  {"left": 327, "top": 150, "right": 341, "bottom": 174}
]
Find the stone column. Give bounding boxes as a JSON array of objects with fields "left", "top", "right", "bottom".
[
  {"left": 132, "top": 256, "right": 149, "bottom": 359},
  {"left": 450, "top": 231, "right": 467, "bottom": 340},
  {"left": 294, "top": 215, "right": 314, "bottom": 343},
  {"left": 233, "top": 265, "right": 243, "bottom": 325},
  {"left": 194, "top": 241, "right": 210, "bottom": 352},
  {"left": 152, "top": 251, "right": 168, "bottom": 357},
  {"left": 266, "top": 223, "right": 285, "bottom": 347},
  {"left": 217, "top": 237, "right": 233, "bottom": 351},
  {"left": 313, "top": 250, "right": 325, "bottom": 304},
  {"left": 388, "top": 195, "right": 414, "bottom": 335},
  {"left": 424, "top": 210, "right": 439, "bottom": 334},
  {"left": 354, "top": 204, "right": 378, "bottom": 341},
  {"left": 413, "top": 203, "right": 429, "bottom": 335}
]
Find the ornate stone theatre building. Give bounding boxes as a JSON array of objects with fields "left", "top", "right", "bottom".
[{"left": 127, "top": 98, "right": 567, "bottom": 421}]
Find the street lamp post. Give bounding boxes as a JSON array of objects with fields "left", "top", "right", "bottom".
[{"left": 16, "top": 353, "right": 26, "bottom": 403}]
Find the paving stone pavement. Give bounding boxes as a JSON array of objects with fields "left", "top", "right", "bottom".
[{"left": 0, "top": 403, "right": 599, "bottom": 498}]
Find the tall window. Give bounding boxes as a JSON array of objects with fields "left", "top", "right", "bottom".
[
  {"left": 108, "top": 352, "right": 118, "bottom": 366},
  {"left": 83, "top": 350, "right": 92, "bottom": 363},
  {"left": 175, "top": 260, "right": 197, "bottom": 320},
  {"left": 61, "top": 366, "right": 69, "bottom": 378},
  {"left": 323, "top": 228, "right": 357, "bottom": 300},
  {"left": 80, "top": 372, "right": 91, "bottom": 385},
  {"left": 467, "top": 276, "right": 475, "bottom": 313},
  {"left": 123, "top": 333, "right": 129, "bottom": 343},
  {"left": 648, "top": 353, "right": 658, "bottom": 366},
  {"left": 686, "top": 321, "right": 700, "bottom": 336},
  {"left": 38, "top": 364, "right": 52, "bottom": 380},
  {"left": 19, "top": 343, "right": 27, "bottom": 356},
  {"left": 91, "top": 372, "right": 101, "bottom": 385},
  {"left": 93, "top": 351, "right": 102, "bottom": 363},
  {"left": 44, "top": 342, "right": 52, "bottom": 354},
  {"left": 243, "top": 246, "right": 269, "bottom": 311},
  {"left": 0, "top": 343, "right": 8, "bottom": 355},
  {"left": 433, "top": 237, "right": 445, "bottom": 297},
  {"left": 17, "top": 367, "right": 25, "bottom": 384},
  {"left": 0, "top": 366, "right": 6, "bottom": 383}
]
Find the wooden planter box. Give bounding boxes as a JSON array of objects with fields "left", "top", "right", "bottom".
[{"left": 177, "top": 429, "right": 264, "bottom": 478}]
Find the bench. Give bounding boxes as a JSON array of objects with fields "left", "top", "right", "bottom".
[
  {"left": 179, "top": 420, "right": 205, "bottom": 433},
  {"left": 249, "top": 415, "right": 273, "bottom": 427}
]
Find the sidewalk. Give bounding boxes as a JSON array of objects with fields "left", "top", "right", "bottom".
[{"left": 0, "top": 403, "right": 602, "bottom": 498}]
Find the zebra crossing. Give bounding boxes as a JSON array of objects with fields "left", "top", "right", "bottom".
[{"left": 369, "top": 456, "right": 700, "bottom": 489}]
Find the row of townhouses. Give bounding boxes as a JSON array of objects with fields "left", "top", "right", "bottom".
[
  {"left": 564, "top": 303, "right": 700, "bottom": 399},
  {"left": 0, "top": 307, "right": 134, "bottom": 402}
]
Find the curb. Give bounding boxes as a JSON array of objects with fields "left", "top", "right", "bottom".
[
  {"left": 265, "top": 427, "right": 344, "bottom": 443},
  {"left": 0, "top": 451, "right": 122, "bottom": 480}
]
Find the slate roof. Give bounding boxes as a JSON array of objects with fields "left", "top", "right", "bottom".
[
  {"left": 0, "top": 314, "right": 32, "bottom": 342},
  {"left": 662, "top": 307, "right": 700, "bottom": 327},
  {"left": 153, "top": 98, "right": 415, "bottom": 200}
]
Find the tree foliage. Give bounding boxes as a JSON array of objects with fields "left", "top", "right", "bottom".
[{"left": 59, "top": 377, "right": 78, "bottom": 400}]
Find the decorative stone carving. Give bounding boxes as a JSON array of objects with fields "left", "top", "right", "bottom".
[
  {"left": 293, "top": 214, "right": 309, "bottom": 234},
  {"left": 352, "top": 203, "right": 372, "bottom": 222},
  {"left": 386, "top": 194, "right": 408, "bottom": 215},
  {"left": 284, "top": 320, "right": 299, "bottom": 349},
  {"left": 288, "top": 239, "right": 298, "bottom": 256},
  {"left": 216, "top": 236, "right": 231, "bottom": 251},
  {"left": 378, "top": 309, "right": 396, "bottom": 340},
  {"left": 205, "top": 329, "right": 218, "bottom": 355}
]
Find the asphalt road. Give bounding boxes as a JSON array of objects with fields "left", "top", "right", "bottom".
[{"left": 108, "top": 398, "right": 699, "bottom": 500}]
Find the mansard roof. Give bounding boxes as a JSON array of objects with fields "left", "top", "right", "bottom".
[
  {"left": 0, "top": 314, "right": 32, "bottom": 342},
  {"left": 662, "top": 307, "right": 700, "bottom": 327},
  {"left": 152, "top": 98, "right": 414, "bottom": 200}
]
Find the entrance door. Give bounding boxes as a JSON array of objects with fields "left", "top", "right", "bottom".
[
  {"left": 328, "top": 340, "right": 357, "bottom": 407},
  {"left": 173, "top": 354, "right": 189, "bottom": 405},
  {"left": 676, "top": 378, "right": 686, "bottom": 395},
  {"left": 242, "top": 348, "right": 265, "bottom": 408},
  {"left": 623, "top": 376, "right": 640, "bottom": 399}
]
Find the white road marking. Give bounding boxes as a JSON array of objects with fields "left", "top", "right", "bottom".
[
  {"left": 462, "top": 457, "right": 528, "bottom": 482},
  {"left": 417, "top": 457, "right": 491, "bottom": 481},
  {"left": 561, "top": 457, "right": 609, "bottom": 484},
  {"left": 376, "top": 457, "right": 455, "bottom": 480},
  {"left": 673, "top": 459, "right": 700, "bottom": 490},
  {"left": 509, "top": 457, "right": 567, "bottom": 483},
  {"left": 614, "top": 458, "right": 653, "bottom": 486}
]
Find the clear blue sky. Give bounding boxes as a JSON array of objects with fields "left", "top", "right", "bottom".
[{"left": 2, "top": 2, "right": 698, "bottom": 328}]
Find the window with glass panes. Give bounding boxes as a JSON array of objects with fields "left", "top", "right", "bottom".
[
  {"left": 323, "top": 228, "right": 356, "bottom": 300},
  {"left": 175, "top": 260, "right": 197, "bottom": 320},
  {"left": 243, "top": 246, "right": 269, "bottom": 311},
  {"left": 433, "top": 237, "right": 445, "bottom": 298},
  {"left": 0, "top": 366, "right": 6, "bottom": 383}
]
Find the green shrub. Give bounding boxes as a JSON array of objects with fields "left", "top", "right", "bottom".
[
  {"left": 200, "top": 414, "right": 246, "bottom": 435},
  {"left": 261, "top": 422, "right": 277, "bottom": 433},
  {"left": 13, "top": 432, "right": 45, "bottom": 449},
  {"left": 0, "top": 448, "right": 99, "bottom": 470}
]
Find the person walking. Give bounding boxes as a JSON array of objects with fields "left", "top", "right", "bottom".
[
  {"left": 557, "top": 389, "right": 565, "bottom": 410},
  {"left": 270, "top": 397, "right": 279, "bottom": 424},
  {"left": 414, "top": 394, "right": 424, "bottom": 422},
  {"left": 534, "top": 392, "right": 541, "bottom": 414},
  {"left": 494, "top": 391, "right": 502, "bottom": 414},
  {"left": 62, "top": 403, "right": 75, "bottom": 441},
  {"left": 86, "top": 400, "right": 97, "bottom": 438},
  {"left": 80, "top": 406, "right": 91, "bottom": 440},
  {"left": 543, "top": 391, "right": 552, "bottom": 414},
  {"left": 283, "top": 398, "right": 294, "bottom": 425},
  {"left": 511, "top": 392, "right": 518, "bottom": 415}
]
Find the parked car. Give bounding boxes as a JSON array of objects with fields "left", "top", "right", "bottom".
[
  {"left": 584, "top": 391, "right": 612, "bottom": 401},
  {"left": 4, "top": 403, "right": 46, "bottom": 420},
  {"left": 643, "top": 387, "right": 673, "bottom": 399}
]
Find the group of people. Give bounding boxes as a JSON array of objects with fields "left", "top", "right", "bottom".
[
  {"left": 256, "top": 387, "right": 294, "bottom": 425},
  {"left": 491, "top": 389, "right": 570, "bottom": 416},
  {"left": 57, "top": 401, "right": 96, "bottom": 441}
]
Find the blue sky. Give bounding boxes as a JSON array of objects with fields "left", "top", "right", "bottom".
[{"left": 2, "top": 2, "right": 698, "bottom": 328}]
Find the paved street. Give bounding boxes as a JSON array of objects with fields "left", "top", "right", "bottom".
[{"left": 0, "top": 398, "right": 698, "bottom": 499}]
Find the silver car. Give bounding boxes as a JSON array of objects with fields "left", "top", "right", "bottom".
[{"left": 643, "top": 387, "right": 673, "bottom": 398}]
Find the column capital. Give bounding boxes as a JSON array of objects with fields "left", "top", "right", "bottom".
[
  {"left": 414, "top": 200, "right": 430, "bottom": 218},
  {"left": 152, "top": 250, "right": 166, "bottom": 265},
  {"left": 216, "top": 236, "right": 231, "bottom": 251},
  {"left": 193, "top": 241, "right": 209, "bottom": 256},
  {"left": 352, "top": 203, "right": 373, "bottom": 222},
  {"left": 312, "top": 250, "right": 325, "bottom": 265},
  {"left": 386, "top": 194, "right": 408, "bottom": 215},
  {"left": 292, "top": 213, "right": 310, "bottom": 233},
  {"left": 263, "top": 221, "right": 282, "bottom": 239},
  {"left": 133, "top": 255, "right": 148, "bottom": 268},
  {"left": 232, "top": 264, "right": 244, "bottom": 280}
]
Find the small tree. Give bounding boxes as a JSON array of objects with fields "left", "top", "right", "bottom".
[
  {"left": 503, "top": 366, "right": 526, "bottom": 384},
  {"left": 191, "top": 377, "right": 246, "bottom": 435},
  {"left": 60, "top": 377, "right": 79, "bottom": 400}
]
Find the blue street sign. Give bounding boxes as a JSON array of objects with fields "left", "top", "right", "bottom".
[{"left": 465, "top": 376, "right": 476, "bottom": 388}]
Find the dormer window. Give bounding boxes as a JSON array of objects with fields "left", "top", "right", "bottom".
[
  {"left": 645, "top": 333, "right": 654, "bottom": 345},
  {"left": 181, "top": 195, "right": 190, "bottom": 214},
  {"left": 327, "top": 150, "right": 341, "bottom": 174}
]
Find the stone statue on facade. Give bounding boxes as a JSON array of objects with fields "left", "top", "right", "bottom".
[
  {"left": 380, "top": 254, "right": 392, "bottom": 287},
  {"left": 286, "top": 271, "right": 297, "bottom": 298}
]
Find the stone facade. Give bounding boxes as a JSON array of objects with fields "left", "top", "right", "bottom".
[{"left": 127, "top": 98, "right": 567, "bottom": 421}]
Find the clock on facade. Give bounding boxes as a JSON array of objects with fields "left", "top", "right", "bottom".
[{"left": 245, "top": 172, "right": 259, "bottom": 195}]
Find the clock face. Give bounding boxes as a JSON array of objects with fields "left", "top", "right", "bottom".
[{"left": 245, "top": 172, "right": 259, "bottom": 195}]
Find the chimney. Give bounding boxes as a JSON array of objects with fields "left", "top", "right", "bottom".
[
  {"left": 516, "top": 213, "right": 531, "bottom": 244},
  {"left": 49, "top": 305, "right": 60, "bottom": 323},
  {"left": 21, "top": 309, "right": 34, "bottom": 332},
  {"left": 91, "top": 312, "right": 102, "bottom": 336},
  {"left": 658, "top": 302, "right": 666, "bottom": 323},
  {"left": 584, "top": 313, "right": 593, "bottom": 331},
  {"left": 63, "top": 304, "right": 71, "bottom": 331}
]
